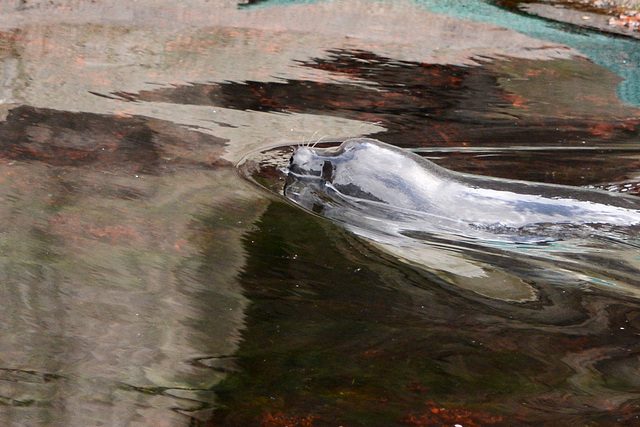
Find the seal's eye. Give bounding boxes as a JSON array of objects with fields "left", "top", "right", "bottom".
[{"left": 321, "top": 160, "right": 334, "bottom": 182}]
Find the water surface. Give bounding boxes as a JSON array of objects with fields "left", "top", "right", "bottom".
[{"left": 0, "top": 0, "right": 640, "bottom": 425}]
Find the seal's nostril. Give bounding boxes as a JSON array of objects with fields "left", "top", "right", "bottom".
[{"left": 322, "top": 160, "right": 334, "bottom": 182}]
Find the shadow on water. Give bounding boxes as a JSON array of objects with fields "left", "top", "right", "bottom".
[{"left": 0, "top": 105, "right": 228, "bottom": 170}]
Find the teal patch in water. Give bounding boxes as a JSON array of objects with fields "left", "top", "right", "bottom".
[{"left": 412, "top": 0, "right": 640, "bottom": 106}]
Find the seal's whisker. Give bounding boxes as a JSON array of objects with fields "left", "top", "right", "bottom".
[
  {"left": 311, "top": 135, "right": 328, "bottom": 149},
  {"left": 307, "top": 130, "right": 319, "bottom": 147}
]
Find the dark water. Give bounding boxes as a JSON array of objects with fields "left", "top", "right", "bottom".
[
  {"left": 211, "top": 200, "right": 640, "bottom": 425},
  {"left": 1, "top": 0, "right": 640, "bottom": 425}
]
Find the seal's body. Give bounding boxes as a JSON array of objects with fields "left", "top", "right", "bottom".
[{"left": 285, "top": 138, "right": 640, "bottom": 241}]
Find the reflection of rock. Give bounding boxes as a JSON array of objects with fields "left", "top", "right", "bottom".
[
  {"left": 551, "top": 346, "right": 640, "bottom": 413},
  {"left": 117, "top": 48, "right": 640, "bottom": 186},
  {"left": 0, "top": 0, "right": 579, "bottom": 65},
  {"left": 520, "top": 2, "right": 640, "bottom": 39},
  {"left": 0, "top": 21, "right": 383, "bottom": 161},
  {"left": 0, "top": 107, "right": 267, "bottom": 425},
  {"left": 490, "top": 57, "right": 637, "bottom": 120}
]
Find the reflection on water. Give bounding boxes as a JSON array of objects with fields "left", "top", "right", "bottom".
[
  {"left": 244, "top": 0, "right": 640, "bottom": 106},
  {"left": 0, "top": 106, "right": 266, "bottom": 424},
  {"left": 1, "top": 0, "right": 640, "bottom": 424},
  {"left": 114, "top": 48, "right": 640, "bottom": 186}
]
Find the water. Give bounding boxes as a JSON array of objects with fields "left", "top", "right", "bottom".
[
  {"left": 421, "top": 0, "right": 640, "bottom": 106},
  {"left": 245, "top": 0, "right": 640, "bottom": 106},
  {"left": 1, "top": 0, "right": 640, "bottom": 425}
]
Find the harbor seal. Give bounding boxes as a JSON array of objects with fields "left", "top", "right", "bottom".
[{"left": 284, "top": 138, "right": 640, "bottom": 242}]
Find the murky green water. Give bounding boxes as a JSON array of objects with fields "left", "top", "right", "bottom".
[{"left": 0, "top": 0, "right": 640, "bottom": 425}]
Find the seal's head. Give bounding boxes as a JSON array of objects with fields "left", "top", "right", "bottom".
[
  {"left": 288, "top": 139, "right": 375, "bottom": 184},
  {"left": 288, "top": 147, "right": 321, "bottom": 176},
  {"left": 287, "top": 144, "right": 341, "bottom": 183}
]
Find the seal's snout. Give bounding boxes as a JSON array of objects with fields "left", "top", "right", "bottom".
[{"left": 288, "top": 147, "right": 323, "bottom": 177}]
